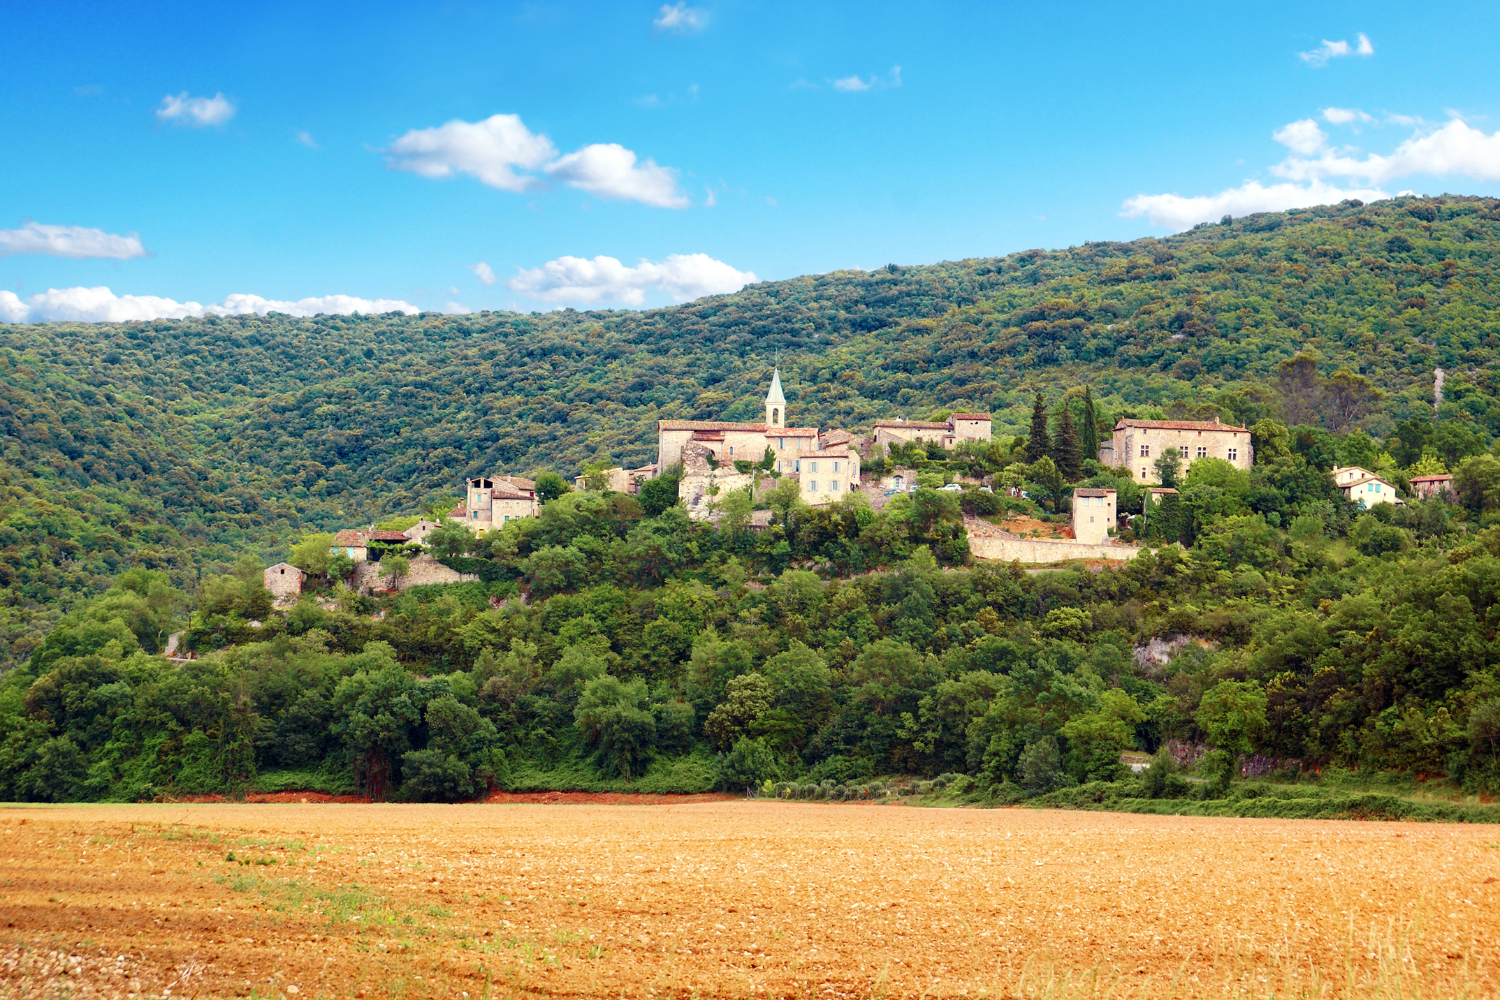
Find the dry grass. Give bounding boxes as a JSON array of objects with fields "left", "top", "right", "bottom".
[{"left": 1, "top": 801, "right": 1497, "bottom": 998}]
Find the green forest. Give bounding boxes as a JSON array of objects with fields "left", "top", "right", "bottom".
[{"left": 4, "top": 195, "right": 1500, "bottom": 815}]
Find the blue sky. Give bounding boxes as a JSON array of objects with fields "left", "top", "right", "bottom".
[{"left": 4, "top": 1, "right": 1500, "bottom": 321}]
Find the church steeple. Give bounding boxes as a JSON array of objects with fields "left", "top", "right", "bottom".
[{"left": 765, "top": 367, "right": 786, "bottom": 428}]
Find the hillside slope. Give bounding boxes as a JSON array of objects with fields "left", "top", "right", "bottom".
[{"left": 2, "top": 194, "right": 1498, "bottom": 665}]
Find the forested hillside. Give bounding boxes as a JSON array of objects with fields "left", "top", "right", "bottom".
[{"left": 3, "top": 194, "right": 1499, "bottom": 669}]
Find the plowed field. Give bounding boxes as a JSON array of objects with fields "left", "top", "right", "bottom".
[{"left": 2, "top": 801, "right": 1497, "bottom": 998}]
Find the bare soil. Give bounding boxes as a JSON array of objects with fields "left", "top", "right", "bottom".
[{"left": 2, "top": 802, "right": 1497, "bottom": 998}]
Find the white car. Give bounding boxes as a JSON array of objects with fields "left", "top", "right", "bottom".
[{"left": 939, "top": 483, "right": 963, "bottom": 491}]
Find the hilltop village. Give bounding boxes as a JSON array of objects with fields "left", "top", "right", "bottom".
[{"left": 288, "top": 369, "right": 1447, "bottom": 600}]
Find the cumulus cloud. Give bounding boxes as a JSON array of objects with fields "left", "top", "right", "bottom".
[
  {"left": 653, "top": 2, "right": 708, "bottom": 33},
  {"left": 471, "top": 262, "right": 497, "bottom": 285},
  {"left": 1299, "top": 33, "right": 1374, "bottom": 66},
  {"left": 1122, "top": 180, "right": 1390, "bottom": 231},
  {"left": 156, "top": 92, "right": 235, "bottom": 126},
  {"left": 0, "top": 222, "right": 147, "bottom": 260},
  {"left": 386, "top": 114, "right": 556, "bottom": 193},
  {"left": 296, "top": 130, "right": 319, "bottom": 149},
  {"left": 386, "top": 113, "right": 687, "bottom": 207},
  {"left": 0, "top": 287, "right": 418, "bottom": 324},
  {"left": 1273, "top": 119, "right": 1327, "bottom": 155},
  {"left": 833, "top": 75, "right": 872, "bottom": 92},
  {"left": 1124, "top": 113, "right": 1500, "bottom": 231},
  {"left": 544, "top": 143, "right": 687, "bottom": 208},
  {"left": 1322, "top": 107, "right": 1373, "bottom": 125},
  {"left": 506, "top": 253, "right": 756, "bottom": 306}
]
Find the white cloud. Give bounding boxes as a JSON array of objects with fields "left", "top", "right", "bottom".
[
  {"left": 1273, "top": 119, "right": 1327, "bottom": 155},
  {"left": 1322, "top": 107, "right": 1373, "bottom": 125},
  {"left": 833, "top": 75, "right": 872, "bottom": 92},
  {"left": 296, "top": 130, "right": 319, "bottom": 149},
  {"left": 1273, "top": 118, "right": 1500, "bottom": 185},
  {"left": 156, "top": 92, "right": 235, "bottom": 127},
  {"left": 544, "top": 143, "right": 687, "bottom": 208},
  {"left": 506, "top": 253, "right": 756, "bottom": 306},
  {"left": 471, "top": 262, "right": 497, "bottom": 285},
  {"left": 1299, "top": 33, "right": 1374, "bottom": 66},
  {"left": 0, "top": 222, "right": 147, "bottom": 260},
  {"left": 386, "top": 113, "right": 686, "bottom": 207},
  {"left": 653, "top": 2, "right": 708, "bottom": 34},
  {"left": 0, "top": 287, "right": 418, "bottom": 324},
  {"left": 1121, "top": 179, "right": 1389, "bottom": 230},
  {"left": 704, "top": 187, "right": 716, "bottom": 207},
  {"left": 386, "top": 114, "right": 557, "bottom": 192}
]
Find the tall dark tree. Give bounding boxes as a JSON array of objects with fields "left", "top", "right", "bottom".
[
  {"left": 1080, "top": 386, "right": 1101, "bottom": 463},
  {"left": 1052, "top": 403, "right": 1082, "bottom": 481},
  {"left": 1025, "top": 393, "right": 1051, "bottom": 463}
]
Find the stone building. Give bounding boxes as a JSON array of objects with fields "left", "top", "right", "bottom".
[
  {"left": 574, "top": 464, "right": 658, "bottom": 493},
  {"left": 871, "top": 413, "right": 992, "bottom": 450},
  {"left": 1410, "top": 473, "right": 1453, "bottom": 499},
  {"left": 1333, "top": 466, "right": 1403, "bottom": 508},
  {"left": 449, "top": 475, "right": 539, "bottom": 529},
  {"left": 798, "top": 448, "right": 862, "bottom": 507},
  {"left": 262, "top": 562, "right": 305, "bottom": 605},
  {"left": 1072, "top": 488, "right": 1117, "bottom": 545},
  {"left": 656, "top": 369, "right": 824, "bottom": 475},
  {"left": 330, "top": 528, "right": 412, "bottom": 563},
  {"left": 1103, "top": 418, "right": 1252, "bottom": 483}
]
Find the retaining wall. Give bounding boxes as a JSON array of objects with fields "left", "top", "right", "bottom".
[{"left": 969, "top": 535, "right": 1140, "bottom": 564}]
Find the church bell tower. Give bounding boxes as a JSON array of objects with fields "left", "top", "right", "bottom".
[{"left": 765, "top": 367, "right": 786, "bottom": 428}]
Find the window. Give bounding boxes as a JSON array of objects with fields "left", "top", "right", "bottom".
[
  {"left": 776, "top": 460, "right": 782, "bottom": 472},
  {"left": 831, "top": 481, "right": 840, "bottom": 491},
  {"left": 795, "top": 460, "right": 800, "bottom": 472},
  {"left": 729, "top": 446, "right": 735, "bottom": 456},
  {"left": 1089, "top": 515, "right": 1095, "bottom": 523},
  {"left": 1140, "top": 444, "right": 1150, "bottom": 458},
  {"left": 779, "top": 438, "right": 785, "bottom": 449},
  {"left": 1141, "top": 467, "right": 1147, "bottom": 479},
  {"left": 833, "top": 461, "right": 841, "bottom": 472},
  {"left": 809, "top": 461, "right": 819, "bottom": 472},
  {"left": 1196, "top": 446, "right": 1207, "bottom": 458},
  {"left": 1228, "top": 448, "right": 1238, "bottom": 461},
  {"left": 772, "top": 407, "right": 780, "bottom": 426},
  {"left": 472, "top": 512, "right": 478, "bottom": 519},
  {"left": 808, "top": 480, "right": 818, "bottom": 491}
]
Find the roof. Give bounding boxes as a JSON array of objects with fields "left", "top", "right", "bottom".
[
  {"left": 802, "top": 449, "right": 858, "bottom": 459},
  {"left": 1410, "top": 474, "right": 1453, "bottom": 483},
  {"left": 491, "top": 487, "right": 532, "bottom": 501},
  {"left": 1074, "top": 488, "right": 1116, "bottom": 497},
  {"left": 266, "top": 561, "right": 303, "bottom": 572},
  {"left": 951, "top": 413, "right": 992, "bottom": 420},
  {"left": 497, "top": 475, "right": 536, "bottom": 491},
  {"left": 821, "top": 429, "right": 853, "bottom": 444},
  {"left": 448, "top": 504, "right": 467, "bottom": 517},
  {"left": 1341, "top": 474, "right": 1396, "bottom": 489},
  {"left": 765, "top": 368, "right": 786, "bottom": 405},
  {"left": 872, "top": 420, "right": 953, "bottom": 430},
  {"left": 1147, "top": 487, "right": 1180, "bottom": 495},
  {"left": 1115, "top": 418, "right": 1249, "bottom": 432},
  {"left": 331, "top": 528, "right": 406, "bottom": 545},
  {"left": 1332, "top": 466, "right": 1375, "bottom": 477}
]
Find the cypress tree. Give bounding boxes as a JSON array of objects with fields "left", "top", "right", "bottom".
[
  {"left": 1025, "top": 393, "right": 1050, "bottom": 463},
  {"left": 1053, "top": 402, "right": 1082, "bottom": 481},
  {"left": 1080, "top": 386, "right": 1100, "bottom": 462}
]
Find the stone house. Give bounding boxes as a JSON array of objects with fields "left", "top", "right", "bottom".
[
  {"left": 1333, "top": 466, "right": 1403, "bottom": 508},
  {"left": 1102, "top": 418, "right": 1252, "bottom": 483},
  {"left": 798, "top": 448, "right": 862, "bottom": 507},
  {"left": 1146, "top": 487, "right": 1179, "bottom": 506},
  {"left": 330, "top": 528, "right": 412, "bottom": 563},
  {"left": 449, "top": 475, "right": 539, "bottom": 529},
  {"left": 657, "top": 370, "right": 827, "bottom": 476},
  {"left": 871, "top": 413, "right": 992, "bottom": 450},
  {"left": 574, "top": 464, "right": 658, "bottom": 493},
  {"left": 263, "top": 562, "right": 305, "bottom": 604},
  {"left": 1072, "top": 488, "right": 1117, "bottom": 545},
  {"left": 402, "top": 519, "right": 443, "bottom": 546},
  {"left": 1410, "top": 474, "right": 1453, "bottom": 499}
]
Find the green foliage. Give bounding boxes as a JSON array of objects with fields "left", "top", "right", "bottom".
[{"left": 534, "top": 472, "right": 572, "bottom": 502}]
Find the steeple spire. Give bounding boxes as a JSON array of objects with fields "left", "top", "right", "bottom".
[{"left": 765, "top": 367, "right": 785, "bottom": 428}]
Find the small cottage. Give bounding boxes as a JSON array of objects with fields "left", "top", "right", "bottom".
[{"left": 263, "top": 562, "right": 305, "bottom": 604}]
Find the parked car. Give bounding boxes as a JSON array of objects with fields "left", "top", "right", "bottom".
[
  {"left": 939, "top": 483, "right": 963, "bottom": 492},
  {"left": 978, "top": 486, "right": 993, "bottom": 493}
]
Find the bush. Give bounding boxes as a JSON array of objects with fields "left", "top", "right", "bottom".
[
  {"left": 401, "top": 749, "right": 479, "bottom": 802},
  {"left": 1018, "top": 735, "right": 1065, "bottom": 795},
  {"left": 719, "top": 737, "right": 779, "bottom": 790}
]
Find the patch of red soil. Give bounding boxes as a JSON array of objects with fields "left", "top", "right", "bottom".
[{"left": 480, "top": 790, "right": 739, "bottom": 805}]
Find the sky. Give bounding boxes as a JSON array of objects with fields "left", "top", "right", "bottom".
[{"left": 4, "top": 0, "right": 1500, "bottom": 322}]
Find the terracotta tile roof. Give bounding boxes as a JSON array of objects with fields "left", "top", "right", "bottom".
[
  {"left": 1410, "top": 474, "right": 1453, "bottom": 483},
  {"left": 497, "top": 475, "right": 536, "bottom": 491},
  {"left": 1147, "top": 487, "right": 1180, "bottom": 495},
  {"left": 1341, "top": 474, "right": 1395, "bottom": 489},
  {"left": 660, "top": 420, "right": 767, "bottom": 431},
  {"left": 1074, "top": 488, "right": 1116, "bottom": 497},
  {"left": 448, "top": 505, "right": 467, "bottom": 517},
  {"left": 1115, "top": 418, "right": 1250, "bottom": 432},
  {"left": 872, "top": 420, "right": 953, "bottom": 430},
  {"left": 491, "top": 487, "right": 532, "bottom": 501},
  {"left": 951, "top": 413, "right": 991, "bottom": 420}
]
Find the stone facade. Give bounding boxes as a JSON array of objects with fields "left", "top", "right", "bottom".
[
  {"left": 1410, "top": 474, "right": 1453, "bottom": 499},
  {"left": 678, "top": 441, "right": 759, "bottom": 522},
  {"left": 263, "top": 562, "right": 305, "bottom": 605},
  {"left": 1072, "top": 488, "right": 1117, "bottom": 545},
  {"left": 449, "top": 475, "right": 539, "bottom": 529},
  {"left": 574, "top": 464, "right": 658, "bottom": 494},
  {"left": 1106, "top": 418, "right": 1252, "bottom": 483},
  {"left": 798, "top": 448, "right": 861, "bottom": 507},
  {"left": 969, "top": 535, "right": 1139, "bottom": 564},
  {"left": 330, "top": 528, "right": 411, "bottom": 563},
  {"left": 657, "top": 369, "right": 828, "bottom": 477},
  {"left": 871, "top": 413, "right": 992, "bottom": 450}
]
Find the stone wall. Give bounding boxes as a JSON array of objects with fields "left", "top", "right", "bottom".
[
  {"left": 355, "top": 555, "right": 478, "bottom": 593},
  {"left": 968, "top": 535, "right": 1140, "bottom": 564}
]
